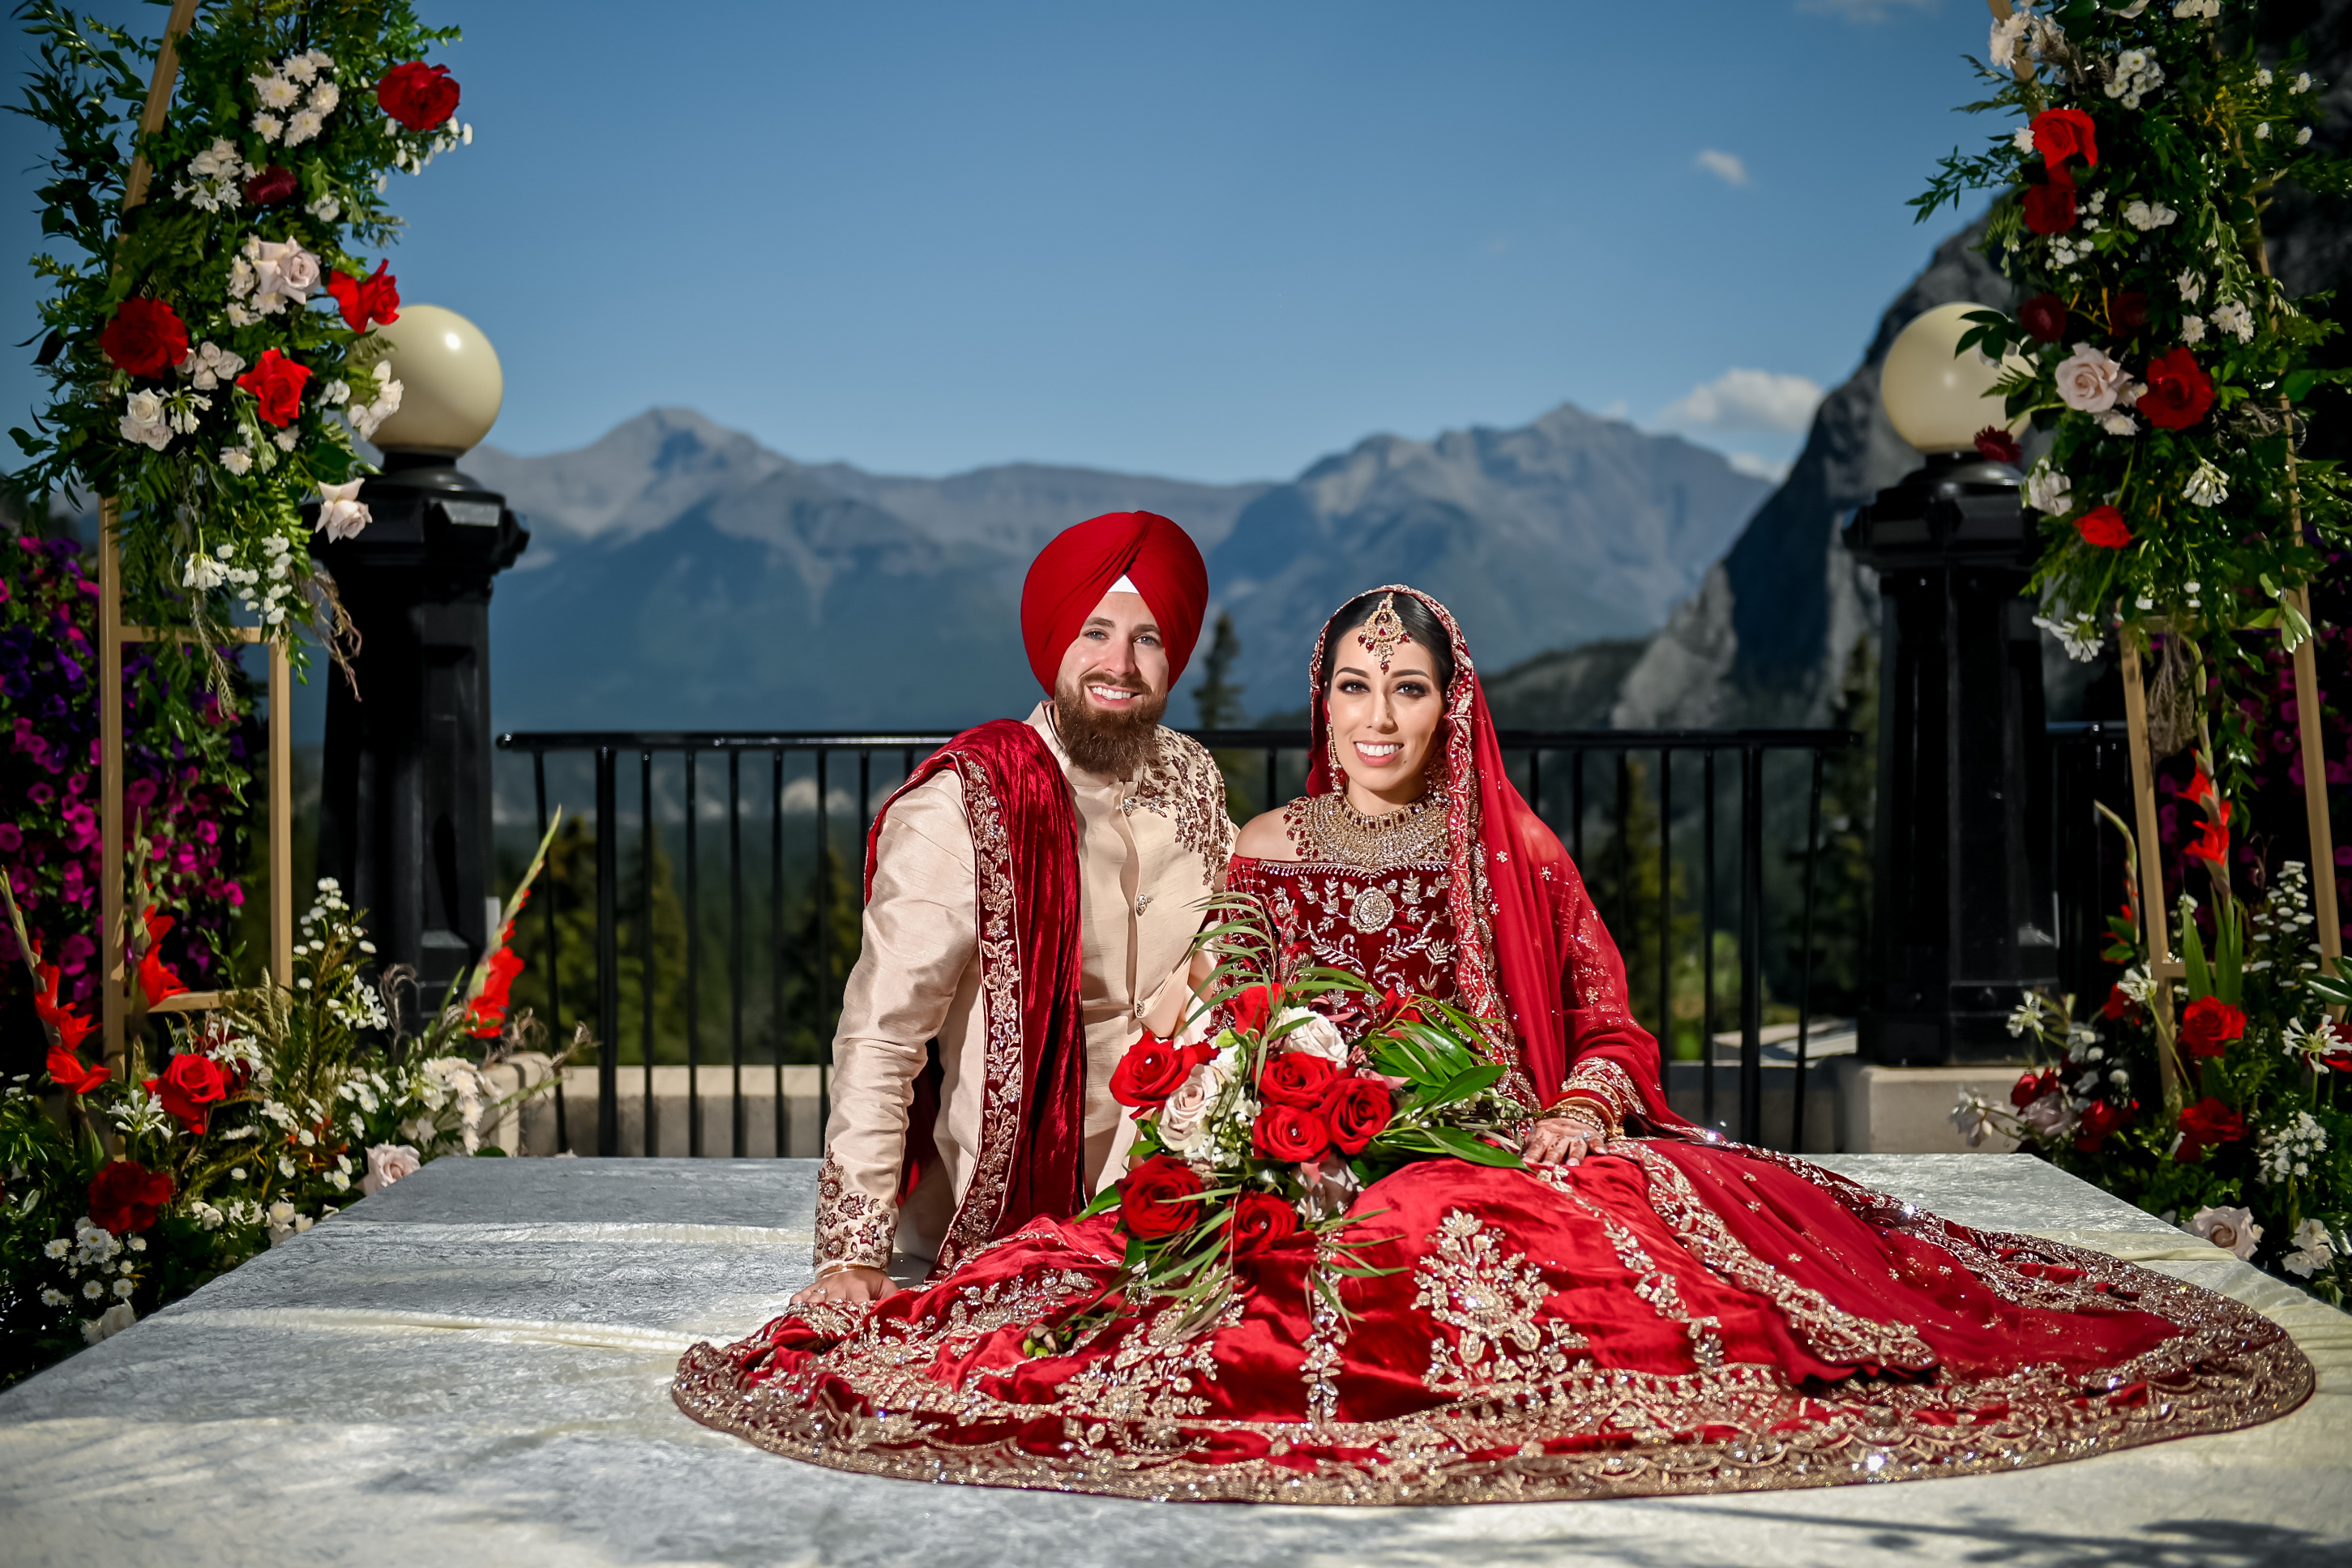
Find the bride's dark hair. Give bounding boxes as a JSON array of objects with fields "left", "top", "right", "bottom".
[{"left": 1319, "top": 590, "right": 1456, "bottom": 692}]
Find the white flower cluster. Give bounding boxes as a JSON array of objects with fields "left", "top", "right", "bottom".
[
  {"left": 118, "top": 387, "right": 209, "bottom": 452},
  {"left": 2180, "top": 314, "right": 2208, "bottom": 344},
  {"left": 250, "top": 50, "right": 340, "bottom": 149},
  {"left": 1988, "top": 9, "right": 2063, "bottom": 74},
  {"left": 2183, "top": 459, "right": 2229, "bottom": 507},
  {"left": 391, "top": 118, "right": 474, "bottom": 177},
  {"left": 2033, "top": 609, "right": 2106, "bottom": 663},
  {"left": 2283, "top": 1219, "right": 2342, "bottom": 1280},
  {"left": 2104, "top": 48, "right": 2166, "bottom": 110},
  {"left": 344, "top": 361, "right": 405, "bottom": 442},
  {"left": 109, "top": 1082, "right": 173, "bottom": 1140},
  {"left": 2256, "top": 1111, "right": 2328, "bottom": 1185},
  {"left": 2123, "top": 199, "right": 2178, "bottom": 232},
  {"left": 171, "top": 138, "right": 247, "bottom": 213},
  {"left": 2210, "top": 299, "right": 2256, "bottom": 343},
  {"left": 198, "top": 534, "right": 297, "bottom": 626},
  {"left": 2172, "top": 0, "right": 2220, "bottom": 19},
  {"left": 421, "top": 1057, "right": 490, "bottom": 1153},
  {"left": 226, "top": 237, "right": 321, "bottom": 326},
  {"left": 2024, "top": 461, "right": 2073, "bottom": 515},
  {"left": 179, "top": 340, "right": 247, "bottom": 393}
]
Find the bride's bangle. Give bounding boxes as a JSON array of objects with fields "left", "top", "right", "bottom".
[
  {"left": 1538, "top": 1096, "right": 1619, "bottom": 1138},
  {"left": 812, "top": 1259, "right": 870, "bottom": 1283}
]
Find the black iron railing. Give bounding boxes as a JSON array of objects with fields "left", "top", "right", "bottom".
[{"left": 494, "top": 726, "right": 1884, "bottom": 1157}]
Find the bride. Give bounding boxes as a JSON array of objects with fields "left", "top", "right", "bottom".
[{"left": 674, "top": 586, "right": 2311, "bottom": 1504}]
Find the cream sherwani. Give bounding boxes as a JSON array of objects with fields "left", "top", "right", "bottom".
[{"left": 813, "top": 704, "right": 1235, "bottom": 1273}]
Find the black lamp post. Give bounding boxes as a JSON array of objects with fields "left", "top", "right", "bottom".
[
  {"left": 310, "top": 306, "right": 527, "bottom": 1031},
  {"left": 1843, "top": 304, "right": 2056, "bottom": 1066}
]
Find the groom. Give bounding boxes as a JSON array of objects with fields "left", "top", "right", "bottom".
[{"left": 800, "top": 512, "right": 1234, "bottom": 1303}]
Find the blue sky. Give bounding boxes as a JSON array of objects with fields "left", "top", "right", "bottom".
[{"left": 6, "top": 0, "right": 2004, "bottom": 485}]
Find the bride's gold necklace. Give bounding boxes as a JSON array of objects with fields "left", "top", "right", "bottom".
[{"left": 1290, "top": 789, "right": 1448, "bottom": 872}]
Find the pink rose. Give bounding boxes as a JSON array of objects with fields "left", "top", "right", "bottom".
[
  {"left": 2054, "top": 343, "right": 2126, "bottom": 412},
  {"left": 361, "top": 1143, "right": 422, "bottom": 1196}
]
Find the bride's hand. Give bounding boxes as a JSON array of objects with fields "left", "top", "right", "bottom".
[
  {"left": 793, "top": 1265, "right": 899, "bottom": 1306},
  {"left": 1524, "top": 1114, "right": 1610, "bottom": 1167}
]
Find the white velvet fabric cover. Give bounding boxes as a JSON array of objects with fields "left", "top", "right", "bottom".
[{"left": 2, "top": 1154, "right": 2344, "bottom": 1566}]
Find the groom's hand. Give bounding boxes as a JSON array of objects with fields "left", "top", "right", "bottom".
[{"left": 793, "top": 1265, "right": 900, "bottom": 1306}]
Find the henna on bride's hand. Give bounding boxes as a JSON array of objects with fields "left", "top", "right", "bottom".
[{"left": 793, "top": 1265, "right": 899, "bottom": 1306}]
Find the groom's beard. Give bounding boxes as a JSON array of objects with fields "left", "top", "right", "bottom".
[{"left": 1053, "top": 673, "right": 1166, "bottom": 780}]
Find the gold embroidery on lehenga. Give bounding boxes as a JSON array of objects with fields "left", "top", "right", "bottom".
[
  {"left": 1049, "top": 1299, "right": 1240, "bottom": 1425},
  {"left": 812, "top": 1153, "right": 895, "bottom": 1271},
  {"left": 674, "top": 1218, "right": 2313, "bottom": 1506},
  {"left": 1413, "top": 1210, "right": 1591, "bottom": 1395},
  {"left": 1622, "top": 1141, "right": 1938, "bottom": 1370},
  {"left": 1555, "top": 1186, "right": 1726, "bottom": 1372}
]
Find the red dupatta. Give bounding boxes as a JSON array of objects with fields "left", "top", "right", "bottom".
[
  {"left": 864, "top": 719, "right": 1090, "bottom": 1274},
  {"left": 1304, "top": 587, "right": 1688, "bottom": 1130}
]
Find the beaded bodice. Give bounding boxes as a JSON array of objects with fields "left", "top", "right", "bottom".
[{"left": 1225, "top": 855, "right": 1459, "bottom": 1006}]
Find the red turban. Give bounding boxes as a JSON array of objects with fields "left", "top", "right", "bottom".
[{"left": 1019, "top": 511, "right": 1208, "bottom": 692}]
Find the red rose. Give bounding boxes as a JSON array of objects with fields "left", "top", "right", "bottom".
[
  {"left": 2022, "top": 175, "right": 2077, "bottom": 236},
  {"left": 1229, "top": 1190, "right": 1301, "bottom": 1256},
  {"left": 1259, "top": 1049, "right": 1336, "bottom": 1108},
  {"left": 2032, "top": 107, "right": 2098, "bottom": 173},
  {"left": 243, "top": 164, "right": 298, "bottom": 206},
  {"left": 2075, "top": 1098, "right": 2133, "bottom": 1154},
  {"left": 2018, "top": 293, "right": 2069, "bottom": 343},
  {"left": 377, "top": 61, "right": 460, "bottom": 131},
  {"left": 2178, "top": 995, "right": 2246, "bottom": 1058},
  {"left": 1974, "top": 426, "right": 2021, "bottom": 465},
  {"left": 1253, "top": 1102, "right": 1330, "bottom": 1162},
  {"left": 2138, "top": 347, "right": 2214, "bottom": 431},
  {"left": 2100, "top": 984, "right": 2135, "bottom": 1022},
  {"left": 144, "top": 1051, "right": 229, "bottom": 1134},
  {"left": 2108, "top": 291, "right": 2149, "bottom": 335},
  {"left": 2010, "top": 1069, "right": 2052, "bottom": 1109},
  {"left": 99, "top": 297, "right": 188, "bottom": 378},
  {"left": 2174, "top": 1096, "right": 2245, "bottom": 1163},
  {"left": 236, "top": 348, "right": 312, "bottom": 428},
  {"left": 47, "top": 1044, "right": 110, "bottom": 1096},
  {"left": 327, "top": 260, "right": 402, "bottom": 335},
  {"left": 2074, "top": 506, "right": 2132, "bottom": 549},
  {"left": 1117, "top": 1154, "right": 1205, "bottom": 1240},
  {"left": 1110, "top": 1034, "right": 1197, "bottom": 1110},
  {"left": 1229, "top": 985, "right": 1272, "bottom": 1036},
  {"left": 88, "top": 1158, "right": 173, "bottom": 1235},
  {"left": 1321, "top": 1074, "right": 1395, "bottom": 1153}
]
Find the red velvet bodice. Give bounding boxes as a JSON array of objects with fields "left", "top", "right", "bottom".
[{"left": 1225, "top": 855, "right": 1459, "bottom": 1006}]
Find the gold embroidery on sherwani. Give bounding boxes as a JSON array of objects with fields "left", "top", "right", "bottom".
[
  {"left": 812, "top": 1153, "right": 895, "bottom": 1271},
  {"left": 1413, "top": 1210, "right": 1591, "bottom": 1395},
  {"left": 1127, "top": 729, "right": 1237, "bottom": 887}
]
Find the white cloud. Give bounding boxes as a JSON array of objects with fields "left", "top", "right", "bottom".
[
  {"left": 1795, "top": 0, "right": 1937, "bottom": 20},
  {"left": 1655, "top": 368, "right": 1825, "bottom": 434},
  {"left": 1727, "top": 452, "right": 1792, "bottom": 483},
  {"left": 1694, "top": 149, "right": 1748, "bottom": 187},
  {"left": 1601, "top": 399, "right": 1630, "bottom": 421}
]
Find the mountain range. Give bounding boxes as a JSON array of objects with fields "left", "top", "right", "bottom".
[{"left": 467, "top": 404, "right": 1774, "bottom": 733}]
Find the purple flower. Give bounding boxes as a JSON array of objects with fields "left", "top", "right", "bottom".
[{"left": 0, "top": 823, "right": 19, "bottom": 852}]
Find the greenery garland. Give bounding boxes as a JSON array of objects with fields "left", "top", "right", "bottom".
[{"left": 8, "top": 0, "right": 469, "bottom": 690}]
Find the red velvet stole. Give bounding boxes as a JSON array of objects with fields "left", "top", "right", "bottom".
[{"left": 862, "top": 719, "right": 1088, "bottom": 1274}]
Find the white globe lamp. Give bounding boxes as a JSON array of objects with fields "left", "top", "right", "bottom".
[
  {"left": 368, "top": 303, "right": 504, "bottom": 457},
  {"left": 1878, "top": 301, "right": 2026, "bottom": 455}
]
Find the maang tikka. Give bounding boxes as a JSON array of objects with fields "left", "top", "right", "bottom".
[{"left": 1354, "top": 593, "right": 1410, "bottom": 672}]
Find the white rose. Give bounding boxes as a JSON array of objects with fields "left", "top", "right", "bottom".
[
  {"left": 2055, "top": 344, "right": 2127, "bottom": 412},
  {"left": 1274, "top": 1006, "right": 1348, "bottom": 1064},
  {"left": 2187, "top": 1204, "right": 2263, "bottom": 1261},
  {"left": 2020, "top": 1095, "right": 2080, "bottom": 1141},
  {"left": 80, "top": 1301, "right": 136, "bottom": 1345},
  {"left": 360, "top": 1143, "right": 422, "bottom": 1196},
  {"left": 2025, "top": 464, "right": 2072, "bottom": 514}
]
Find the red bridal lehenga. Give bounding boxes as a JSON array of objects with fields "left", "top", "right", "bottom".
[{"left": 673, "top": 588, "right": 2313, "bottom": 1505}]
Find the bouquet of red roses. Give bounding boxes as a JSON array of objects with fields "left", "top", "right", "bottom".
[{"left": 1030, "top": 891, "right": 1524, "bottom": 1348}]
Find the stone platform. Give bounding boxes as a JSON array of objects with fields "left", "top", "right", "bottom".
[{"left": 2, "top": 1155, "right": 2346, "bottom": 1567}]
